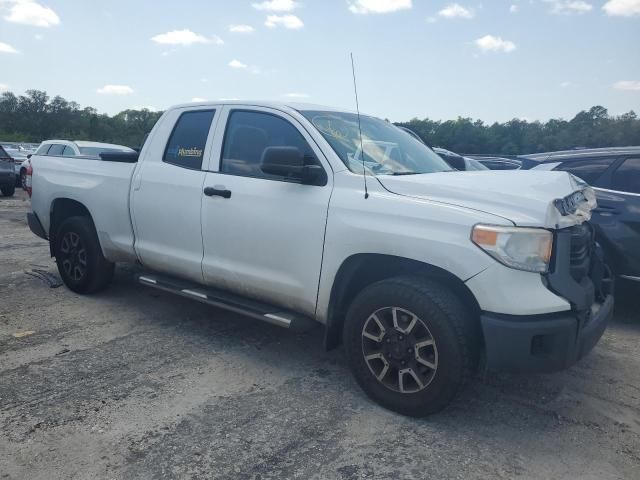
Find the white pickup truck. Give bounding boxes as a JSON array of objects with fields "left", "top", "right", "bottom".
[{"left": 27, "top": 101, "right": 614, "bottom": 416}]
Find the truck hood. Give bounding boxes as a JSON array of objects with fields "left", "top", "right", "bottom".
[{"left": 378, "top": 170, "right": 596, "bottom": 228}]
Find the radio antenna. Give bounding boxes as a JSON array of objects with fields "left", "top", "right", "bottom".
[{"left": 350, "top": 52, "right": 368, "bottom": 199}]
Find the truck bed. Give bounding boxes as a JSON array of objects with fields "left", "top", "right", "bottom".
[{"left": 30, "top": 155, "right": 138, "bottom": 262}]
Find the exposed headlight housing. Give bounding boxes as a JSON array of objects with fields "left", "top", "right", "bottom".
[{"left": 472, "top": 225, "right": 553, "bottom": 273}]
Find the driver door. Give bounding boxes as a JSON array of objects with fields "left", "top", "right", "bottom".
[{"left": 200, "top": 106, "right": 333, "bottom": 316}]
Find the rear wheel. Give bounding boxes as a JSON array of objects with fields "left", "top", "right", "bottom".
[
  {"left": 343, "top": 276, "right": 478, "bottom": 417},
  {"left": 54, "top": 216, "right": 114, "bottom": 293},
  {"left": 20, "top": 169, "right": 27, "bottom": 190},
  {"left": 1, "top": 185, "right": 15, "bottom": 197}
]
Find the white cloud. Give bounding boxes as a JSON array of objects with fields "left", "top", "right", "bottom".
[
  {"left": 282, "top": 92, "right": 310, "bottom": 98},
  {"left": 34, "top": 33, "right": 43, "bottom": 40},
  {"left": 546, "top": 1, "right": 593, "bottom": 15},
  {"left": 252, "top": 0, "right": 298, "bottom": 11},
  {"left": 151, "top": 29, "right": 222, "bottom": 46},
  {"left": 229, "top": 24, "right": 254, "bottom": 33},
  {"left": 560, "top": 81, "right": 571, "bottom": 88},
  {"left": 96, "top": 85, "right": 134, "bottom": 95},
  {"left": 613, "top": 80, "right": 640, "bottom": 91},
  {"left": 509, "top": 4, "right": 518, "bottom": 13},
  {"left": 2, "top": 0, "right": 60, "bottom": 27},
  {"left": 438, "top": 3, "right": 474, "bottom": 19},
  {"left": 0, "top": 41, "right": 19, "bottom": 54},
  {"left": 603, "top": 0, "right": 640, "bottom": 16},
  {"left": 190, "top": 97, "right": 208, "bottom": 102},
  {"left": 348, "top": 0, "right": 412, "bottom": 14},
  {"left": 0, "top": 83, "right": 9, "bottom": 92},
  {"left": 228, "top": 59, "right": 248, "bottom": 69},
  {"left": 265, "top": 14, "right": 304, "bottom": 29},
  {"left": 475, "top": 35, "right": 517, "bottom": 53}
]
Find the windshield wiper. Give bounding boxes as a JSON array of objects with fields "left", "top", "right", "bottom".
[{"left": 391, "top": 171, "right": 420, "bottom": 176}]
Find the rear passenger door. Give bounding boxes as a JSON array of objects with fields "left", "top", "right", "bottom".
[
  {"left": 592, "top": 157, "right": 640, "bottom": 278},
  {"left": 200, "top": 106, "right": 332, "bottom": 316},
  {"left": 131, "top": 107, "right": 218, "bottom": 283}
]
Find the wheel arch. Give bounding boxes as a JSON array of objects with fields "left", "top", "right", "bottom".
[
  {"left": 324, "top": 254, "right": 482, "bottom": 351},
  {"left": 49, "top": 198, "right": 96, "bottom": 257}
]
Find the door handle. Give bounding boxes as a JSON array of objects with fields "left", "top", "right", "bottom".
[{"left": 204, "top": 186, "right": 232, "bottom": 199}]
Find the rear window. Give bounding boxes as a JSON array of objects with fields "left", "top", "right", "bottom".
[
  {"left": 47, "top": 144, "right": 65, "bottom": 156},
  {"left": 163, "top": 110, "right": 216, "bottom": 170},
  {"left": 36, "top": 144, "right": 51, "bottom": 155},
  {"left": 0, "top": 146, "right": 9, "bottom": 160},
  {"left": 611, "top": 158, "right": 640, "bottom": 194},
  {"left": 553, "top": 158, "right": 613, "bottom": 184}
]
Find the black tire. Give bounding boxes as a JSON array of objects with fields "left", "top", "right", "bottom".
[
  {"left": 20, "top": 169, "right": 27, "bottom": 190},
  {"left": 1, "top": 185, "right": 15, "bottom": 197},
  {"left": 343, "top": 276, "right": 479, "bottom": 417},
  {"left": 53, "top": 216, "right": 114, "bottom": 294}
]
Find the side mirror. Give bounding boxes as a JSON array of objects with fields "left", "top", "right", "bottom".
[
  {"left": 260, "top": 146, "right": 325, "bottom": 185},
  {"left": 27, "top": 154, "right": 32, "bottom": 159}
]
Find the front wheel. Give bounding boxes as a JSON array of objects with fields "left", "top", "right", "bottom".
[
  {"left": 53, "top": 216, "right": 114, "bottom": 294},
  {"left": 343, "top": 276, "right": 479, "bottom": 417},
  {"left": 20, "top": 169, "right": 27, "bottom": 190}
]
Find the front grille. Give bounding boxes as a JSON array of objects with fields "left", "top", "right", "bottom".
[{"left": 568, "top": 222, "right": 594, "bottom": 282}]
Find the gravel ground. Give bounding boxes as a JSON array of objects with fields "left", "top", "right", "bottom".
[{"left": 1, "top": 190, "right": 639, "bottom": 480}]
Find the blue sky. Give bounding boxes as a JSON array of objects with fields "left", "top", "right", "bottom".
[{"left": 0, "top": 0, "right": 639, "bottom": 122}]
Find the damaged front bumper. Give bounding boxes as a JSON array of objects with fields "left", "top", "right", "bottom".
[{"left": 480, "top": 221, "right": 614, "bottom": 373}]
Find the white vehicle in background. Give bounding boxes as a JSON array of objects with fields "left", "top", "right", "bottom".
[
  {"left": 20, "top": 140, "right": 135, "bottom": 189},
  {"left": 26, "top": 101, "right": 613, "bottom": 416}
]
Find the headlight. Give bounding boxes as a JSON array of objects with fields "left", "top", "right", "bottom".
[{"left": 471, "top": 225, "right": 553, "bottom": 273}]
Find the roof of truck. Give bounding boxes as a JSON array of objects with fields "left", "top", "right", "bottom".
[{"left": 173, "top": 100, "right": 355, "bottom": 114}]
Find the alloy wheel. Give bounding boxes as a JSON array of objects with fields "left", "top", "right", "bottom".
[
  {"left": 59, "top": 231, "right": 87, "bottom": 281},
  {"left": 361, "top": 306, "right": 438, "bottom": 393}
]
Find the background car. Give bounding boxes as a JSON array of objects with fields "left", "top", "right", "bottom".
[
  {"left": 432, "top": 147, "right": 489, "bottom": 171},
  {"left": 34, "top": 140, "right": 136, "bottom": 159},
  {"left": 395, "top": 127, "right": 487, "bottom": 171},
  {"left": 2, "top": 146, "right": 30, "bottom": 186},
  {"left": 0, "top": 145, "right": 17, "bottom": 196},
  {"left": 521, "top": 147, "right": 640, "bottom": 284},
  {"left": 468, "top": 155, "right": 523, "bottom": 170}
]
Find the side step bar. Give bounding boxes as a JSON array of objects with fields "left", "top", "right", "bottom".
[{"left": 136, "top": 273, "right": 314, "bottom": 330}]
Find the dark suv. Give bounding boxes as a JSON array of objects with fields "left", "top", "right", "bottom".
[
  {"left": 520, "top": 147, "right": 640, "bottom": 283},
  {"left": 0, "top": 146, "right": 17, "bottom": 197}
]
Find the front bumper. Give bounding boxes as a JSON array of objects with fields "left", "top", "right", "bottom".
[{"left": 480, "top": 293, "right": 613, "bottom": 372}]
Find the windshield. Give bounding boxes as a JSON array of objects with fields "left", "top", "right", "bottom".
[{"left": 301, "top": 110, "right": 452, "bottom": 175}]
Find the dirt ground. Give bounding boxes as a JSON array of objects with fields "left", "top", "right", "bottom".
[{"left": 1, "top": 190, "right": 639, "bottom": 480}]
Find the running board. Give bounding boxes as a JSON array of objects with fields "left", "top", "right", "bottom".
[{"left": 136, "top": 273, "right": 313, "bottom": 329}]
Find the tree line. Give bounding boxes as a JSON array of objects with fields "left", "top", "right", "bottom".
[
  {"left": 1, "top": 90, "right": 639, "bottom": 154},
  {"left": 0, "top": 90, "right": 162, "bottom": 149}
]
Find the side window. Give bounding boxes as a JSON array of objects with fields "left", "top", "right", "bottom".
[
  {"left": 62, "top": 146, "right": 76, "bottom": 157},
  {"left": 221, "top": 110, "right": 318, "bottom": 180},
  {"left": 36, "top": 144, "right": 51, "bottom": 155},
  {"left": 47, "top": 144, "right": 65, "bottom": 156},
  {"left": 553, "top": 158, "right": 612, "bottom": 184},
  {"left": 611, "top": 158, "right": 640, "bottom": 194},
  {"left": 163, "top": 110, "right": 215, "bottom": 170}
]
